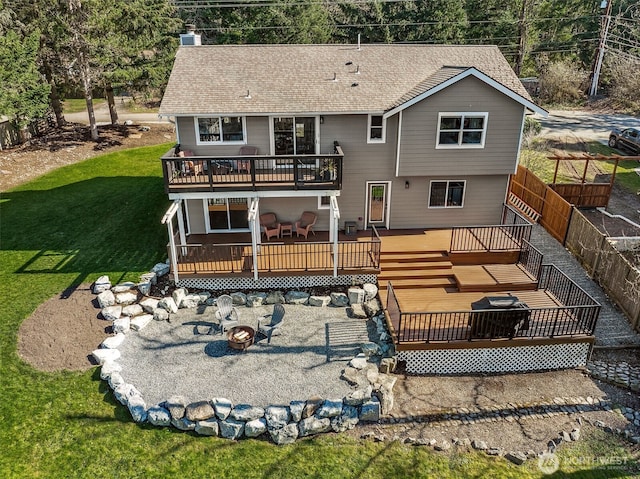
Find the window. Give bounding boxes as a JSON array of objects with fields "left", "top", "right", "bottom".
[
  {"left": 272, "top": 116, "right": 317, "bottom": 155},
  {"left": 318, "top": 195, "right": 331, "bottom": 209},
  {"left": 196, "top": 116, "right": 245, "bottom": 144},
  {"left": 429, "top": 181, "right": 466, "bottom": 208},
  {"left": 367, "top": 114, "right": 386, "bottom": 143},
  {"left": 436, "top": 113, "right": 487, "bottom": 148}
]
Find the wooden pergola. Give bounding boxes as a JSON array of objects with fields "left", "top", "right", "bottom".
[{"left": 546, "top": 152, "right": 640, "bottom": 208}]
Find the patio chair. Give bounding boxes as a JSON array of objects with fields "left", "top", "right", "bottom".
[
  {"left": 295, "top": 211, "right": 317, "bottom": 239},
  {"left": 214, "top": 294, "right": 239, "bottom": 334},
  {"left": 257, "top": 303, "right": 285, "bottom": 344},
  {"left": 238, "top": 146, "right": 258, "bottom": 173},
  {"left": 259, "top": 212, "right": 280, "bottom": 241}
]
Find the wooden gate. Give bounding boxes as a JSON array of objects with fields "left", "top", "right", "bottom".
[{"left": 509, "top": 165, "right": 573, "bottom": 243}]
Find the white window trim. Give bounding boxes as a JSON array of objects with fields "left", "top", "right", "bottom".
[
  {"left": 435, "top": 112, "right": 488, "bottom": 149},
  {"left": 428, "top": 180, "right": 466, "bottom": 209},
  {"left": 269, "top": 115, "right": 320, "bottom": 155},
  {"left": 194, "top": 116, "right": 247, "bottom": 146},
  {"left": 367, "top": 114, "right": 386, "bottom": 143}
]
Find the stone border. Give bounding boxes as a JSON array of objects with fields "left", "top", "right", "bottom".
[
  {"left": 587, "top": 360, "right": 640, "bottom": 392},
  {"left": 91, "top": 265, "right": 400, "bottom": 444}
]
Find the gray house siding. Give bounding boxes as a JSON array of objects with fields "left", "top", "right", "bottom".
[
  {"left": 176, "top": 116, "right": 270, "bottom": 155},
  {"left": 397, "top": 76, "right": 525, "bottom": 177},
  {"left": 185, "top": 198, "right": 206, "bottom": 234}
]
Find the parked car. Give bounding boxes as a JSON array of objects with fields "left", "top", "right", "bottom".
[{"left": 608, "top": 127, "right": 640, "bottom": 154}]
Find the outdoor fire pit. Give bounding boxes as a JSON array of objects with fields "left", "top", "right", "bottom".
[{"left": 227, "top": 326, "right": 255, "bottom": 351}]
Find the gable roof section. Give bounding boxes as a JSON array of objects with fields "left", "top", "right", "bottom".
[
  {"left": 384, "top": 66, "right": 548, "bottom": 118},
  {"left": 159, "top": 44, "right": 546, "bottom": 117}
]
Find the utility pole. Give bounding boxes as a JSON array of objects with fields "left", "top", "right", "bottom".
[{"left": 589, "top": 0, "right": 613, "bottom": 98}]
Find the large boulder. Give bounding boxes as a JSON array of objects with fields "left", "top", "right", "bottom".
[
  {"left": 343, "top": 386, "right": 373, "bottom": 406},
  {"left": 130, "top": 314, "right": 153, "bottom": 331},
  {"left": 172, "top": 288, "right": 188, "bottom": 308},
  {"left": 230, "top": 292, "right": 247, "bottom": 305},
  {"left": 264, "top": 406, "right": 290, "bottom": 429},
  {"left": 244, "top": 418, "right": 268, "bottom": 438},
  {"left": 289, "top": 401, "right": 305, "bottom": 422},
  {"left": 112, "top": 282, "right": 136, "bottom": 293},
  {"left": 212, "top": 398, "right": 233, "bottom": 420},
  {"left": 195, "top": 419, "right": 219, "bottom": 436},
  {"left": 112, "top": 316, "right": 130, "bottom": 334},
  {"left": 359, "top": 397, "right": 381, "bottom": 422},
  {"left": 185, "top": 401, "right": 215, "bottom": 422},
  {"left": 99, "top": 361, "right": 122, "bottom": 380},
  {"left": 269, "top": 424, "right": 299, "bottom": 445},
  {"left": 93, "top": 275, "right": 111, "bottom": 294},
  {"left": 285, "top": 291, "right": 309, "bottom": 304},
  {"left": 121, "top": 304, "right": 143, "bottom": 317},
  {"left": 349, "top": 304, "right": 368, "bottom": 319},
  {"left": 302, "top": 397, "right": 323, "bottom": 419},
  {"left": 113, "top": 383, "right": 142, "bottom": 406},
  {"left": 139, "top": 297, "right": 159, "bottom": 313},
  {"left": 127, "top": 395, "right": 147, "bottom": 423},
  {"left": 180, "top": 294, "right": 201, "bottom": 309},
  {"left": 330, "top": 292, "right": 349, "bottom": 307},
  {"left": 100, "top": 333, "right": 125, "bottom": 349},
  {"left": 153, "top": 308, "right": 169, "bottom": 322},
  {"left": 331, "top": 405, "right": 359, "bottom": 432},
  {"left": 363, "top": 299, "right": 381, "bottom": 317},
  {"left": 219, "top": 418, "right": 245, "bottom": 440},
  {"left": 362, "top": 283, "right": 378, "bottom": 301},
  {"left": 158, "top": 297, "right": 178, "bottom": 314},
  {"left": 91, "top": 348, "right": 120, "bottom": 365},
  {"left": 152, "top": 262, "right": 170, "bottom": 277},
  {"left": 230, "top": 404, "right": 265, "bottom": 422},
  {"left": 298, "top": 417, "right": 331, "bottom": 437},
  {"left": 165, "top": 395, "right": 189, "bottom": 420},
  {"left": 347, "top": 287, "right": 365, "bottom": 305},
  {"left": 97, "top": 290, "right": 116, "bottom": 308},
  {"left": 171, "top": 417, "right": 196, "bottom": 431},
  {"left": 265, "top": 291, "right": 285, "bottom": 304},
  {"left": 246, "top": 292, "right": 267, "bottom": 307},
  {"left": 308, "top": 295, "right": 331, "bottom": 307},
  {"left": 147, "top": 406, "right": 171, "bottom": 426},
  {"left": 115, "top": 291, "right": 138, "bottom": 305},
  {"left": 101, "top": 305, "right": 122, "bottom": 321},
  {"left": 316, "top": 399, "right": 343, "bottom": 419}
]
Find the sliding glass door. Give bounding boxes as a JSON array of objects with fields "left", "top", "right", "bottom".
[
  {"left": 273, "top": 116, "right": 317, "bottom": 156},
  {"left": 206, "top": 198, "right": 249, "bottom": 232}
]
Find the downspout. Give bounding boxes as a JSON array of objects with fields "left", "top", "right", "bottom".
[{"left": 331, "top": 196, "right": 340, "bottom": 277}]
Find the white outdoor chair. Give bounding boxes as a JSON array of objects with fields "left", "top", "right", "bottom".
[
  {"left": 257, "top": 303, "right": 285, "bottom": 344},
  {"left": 215, "top": 294, "right": 239, "bottom": 334}
]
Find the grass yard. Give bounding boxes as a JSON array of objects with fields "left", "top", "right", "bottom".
[
  {"left": 0, "top": 144, "right": 637, "bottom": 478},
  {"left": 62, "top": 98, "right": 106, "bottom": 114}
]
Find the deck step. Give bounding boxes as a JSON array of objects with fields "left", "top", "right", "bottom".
[
  {"left": 457, "top": 282, "right": 539, "bottom": 293},
  {"left": 378, "top": 268, "right": 454, "bottom": 281},
  {"left": 379, "top": 277, "right": 457, "bottom": 289},
  {"left": 380, "top": 252, "right": 448, "bottom": 262},
  {"left": 379, "top": 261, "right": 453, "bottom": 271}
]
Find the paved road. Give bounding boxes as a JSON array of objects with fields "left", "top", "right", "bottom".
[
  {"left": 64, "top": 98, "right": 170, "bottom": 126},
  {"left": 538, "top": 110, "right": 639, "bottom": 143}
]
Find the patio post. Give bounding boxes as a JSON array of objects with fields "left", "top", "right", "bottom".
[
  {"left": 248, "top": 198, "right": 260, "bottom": 282},
  {"left": 176, "top": 200, "right": 187, "bottom": 247},
  {"left": 330, "top": 196, "right": 340, "bottom": 277},
  {"left": 161, "top": 200, "right": 181, "bottom": 284}
]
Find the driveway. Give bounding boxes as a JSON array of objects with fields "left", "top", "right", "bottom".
[
  {"left": 538, "top": 110, "right": 639, "bottom": 144},
  {"left": 64, "top": 97, "right": 170, "bottom": 126}
]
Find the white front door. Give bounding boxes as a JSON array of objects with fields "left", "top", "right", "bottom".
[{"left": 366, "top": 182, "right": 390, "bottom": 228}]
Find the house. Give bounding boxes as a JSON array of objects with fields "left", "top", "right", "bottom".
[
  {"left": 158, "top": 39, "right": 605, "bottom": 375},
  {"left": 158, "top": 40, "right": 548, "bottom": 290}
]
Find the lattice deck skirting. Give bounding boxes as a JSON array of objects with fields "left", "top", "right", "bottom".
[
  {"left": 398, "top": 342, "right": 591, "bottom": 374},
  {"left": 177, "top": 273, "right": 377, "bottom": 291}
]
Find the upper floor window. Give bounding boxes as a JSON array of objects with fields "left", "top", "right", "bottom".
[
  {"left": 429, "top": 180, "right": 465, "bottom": 208},
  {"left": 196, "top": 116, "right": 245, "bottom": 144},
  {"left": 436, "top": 113, "right": 487, "bottom": 148},
  {"left": 367, "top": 114, "right": 386, "bottom": 143}
]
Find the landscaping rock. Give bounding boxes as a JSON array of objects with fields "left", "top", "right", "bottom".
[
  {"left": 101, "top": 305, "right": 122, "bottom": 321},
  {"left": 347, "top": 287, "right": 365, "bottom": 305},
  {"left": 140, "top": 271, "right": 157, "bottom": 286},
  {"left": 349, "top": 304, "right": 368, "bottom": 319},
  {"left": 138, "top": 281, "right": 152, "bottom": 296},
  {"left": 331, "top": 405, "right": 359, "bottom": 432},
  {"left": 505, "top": 451, "right": 527, "bottom": 465},
  {"left": 147, "top": 406, "right": 171, "bottom": 426},
  {"left": 195, "top": 419, "right": 219, "bottom": 436},
  {"left": 186, "top": 401, "right": 215, "bottom": 421},
  {"left": 316, "top": 399, "right": 343, "bottom": 418},
  {"left": 139, "top": 297, "right": 159, "bottom": 313},
  {"left": 101, "top": 333, "right": 125, "bottom": 349},
  {"left": 153, "top": 308, "right": 169, "bottom": 322},
  {"left": 308, "top": 295, "right": 331, "bottom": 307},
  {"left": 265, "top": 406, "right": 290, "bottom": 428},
  {"left": 434, "top": 440, "right": 451, "bottom": 451},
  {"left": 100, "top": 361, "right": 122, "bottom": 380},
  {"left": 113, "top": 383, "right": 142, "bottom": 406},
  {"left": 108, "top": 372, "right": 125, "bottom": 389},
  {"left": 349, "top": 353, "right": 368, "bottom": 370},
  {"left": 330, "top": 292, "right": 349, "bottom": 307},
  {"left": 93, "top": 275, "right": 111, "bottom": 294},
  {"left": 472, "top": 440, "right": 488, "bottom": 450},
  {"left": 172, "top": 288, "right": 187, "bottom": 308},
  {"left": 91, "top": 348, "right": 120, "bottom": 365},
  {"left": 361, "top": 342, "right": 381, "bottom": 357},
  {"left": 130, "top": 314, "right": 153, "bottom": 331},
  {"left": 265, "top": 291, "right": 285, "bottom": 304},
  {"left": 180, "top": 294, "right": 201, "bottom": 309},
  {"left": 284, "top": 291, "right": 309, "bottom": 304},
  {"left": 289, "top": 401, "right": 305, "bottom": 422},
  {"left": 97, "top": 290, "right": 116, "bottom": 308},
  {"left": 344, "top": 386, "right": 373, "bottom": 406},
  {"left": 269, "top": 424, "right": 299, "bottom": 445},
  {"left": 362, "top": 283, "right": 378, "bottom": 301},
  {"left": 171, "top": 417, "right": 196, "bottom": 431},
  {"left": 230, "top": 404, "right": 265, "bottom": 422},
  {"left": 376, "top": 374, "right": 397, "bottom": 415},
  {"left": 359, "top": 397, "right": 381, "bottom": 422},
  {"left": 246, "top": 292, "right": 267, "bottom": 307},
  {"left": 298, "top": 417, "right": 331, "bottom": 437},
  {"left": 165, "top": 396, "right": 189, "bottom": 420},
  {"left": 158, "top": 297, "right": 178, "bottom": 314},
  {"left": 363, "top": 299, "right": 381, "bottom": 317},
  {"left": 219, "top": 418, "right": 245, "bottom": 440},
  {"left": 302, "top": 397, "right": 323, "bottom": 419},
  {"left": 379, "top": 357, "right": 396, "bottom": 374},
  {"left": 112, "top": 282, "right": 136, "bottom": 293},
  {"left": 112, "top": 316, "right": 130, "bottom": 334},
  {"left": 115, "top": 292, "right": 138, "bottom": 305},
  {"left": 212, "top": 398, "right": 233, "bottom": 420},
  {"left": 570, "top": 428, "right": 581, "bottom": 442},
  {"left": 230, "top": 292, "right": 247, "bottom": 305},
  {"left": 152, "top": 262, "right": 170, "bottom": 277},
  {"left": 121, "top": 304, "right": 143, "bottom": 317},
  {"left": 244, "top": 418, "right": 268, "bottom": 438},
  {"left": 127, "top": 395, "right": 147, "bottom": 423}
]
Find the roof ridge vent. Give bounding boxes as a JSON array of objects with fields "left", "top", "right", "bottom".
[{"left": 355, "top": 65, "right": 360, "bottom": 74}]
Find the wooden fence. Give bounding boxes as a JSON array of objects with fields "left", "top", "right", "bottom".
[
  {"left": 565, "top": 209, "right": 640, "bottom": 333},
  {"left": 510, "top": 165, "right": 573, "bottom": 243},
  {"left": 550, "top": 183, "right": 612, "bottom": 208}
]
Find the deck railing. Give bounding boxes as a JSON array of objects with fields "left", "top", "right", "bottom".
[
  {"left": 450, "top": 204, "right": 533, "bottom": 253},
  {"left": 161, "top": 145, "right": 344, "bottom": 193},
  {"left": 171, "top": 237, "right": 381, "bottom": 275},
  {"left": 388, "top": 264, "right": 600, "bottom": 344},
  {"left": 517, "top": 239, "right": 543, "bottom": 279}
]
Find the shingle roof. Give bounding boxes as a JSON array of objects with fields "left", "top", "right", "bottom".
[{"left": 159, "top": 44, "right": 534, "bottom": 116}]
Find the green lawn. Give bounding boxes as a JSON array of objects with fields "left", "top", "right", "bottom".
[
  {"left": 63, "top": 98, "right": 106, "bottom": 114},
  {"left": 0, "top": 144, "right": 637, "bottom": 478}
]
